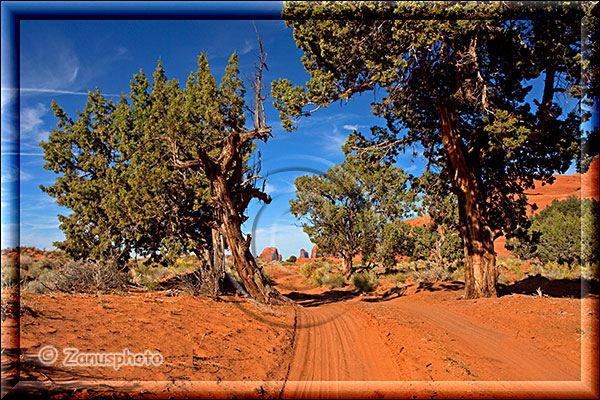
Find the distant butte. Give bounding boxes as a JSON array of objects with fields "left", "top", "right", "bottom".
[
  {"left": 259, "top": 247, "right": 279, "bottom": 261},
  {"left": 299, "top": 249, "right": 309, "bottom": 259}
]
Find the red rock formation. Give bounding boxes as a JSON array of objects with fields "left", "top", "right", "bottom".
[
  {"left": 404, "top": 158, "right": 599, "bottom": 257},
  {"left": 311, "top": 245, "right": 318, "bottom": 259},
  {"left": 278, "top": 254, "right": 282, "bottom": 261},
  {"left": 259, "top": 247, "right": 279, "bottom": 261},
  {"left": 299, "top": 249, "right": 309, "bottom": 258}
]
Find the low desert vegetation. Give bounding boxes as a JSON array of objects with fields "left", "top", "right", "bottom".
[
  {"left": 299, "top": 261, "right": 346, "bottom": 289},
  {"left": 351, "top": 270, "right": 379, "bottom": 293}
]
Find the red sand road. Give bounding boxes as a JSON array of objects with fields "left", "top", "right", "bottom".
[
  {"left": 2, "top": 261, "right": 597, "bottom": 398},
  {"left": 282, "top": 302, "right": 400, "bottom": 398},
  {"left": 272, "top": 263, "right": 598, "bottom": 398}
]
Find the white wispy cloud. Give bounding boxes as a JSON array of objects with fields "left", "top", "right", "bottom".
[
  {"left": 1, "top": 165, "right": 32, "bottom": 183},
  {"left": 239, "top": 40, "right": 254, "bottom": 55},
  {"left": 20, "top": 103, "right": 50, "bottom": 144},
  {"left": 321, "top": 127, "right": 348, "bottom": 154},
  {"left": 0, "top": 223, "right": 19, "bottom": 250},
  {"left": 20, "top": 39, "right": 81, "bottom": 91},
  {"left": 342, "top": 124, "right": 368, "bottom": 131}
]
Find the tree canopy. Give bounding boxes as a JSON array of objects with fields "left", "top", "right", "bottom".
[
  {"left": 273, "top": 1, "right": 590, "bottom": 298},
  {"left": 507, "top": 196, "right": 599, "bottom": 266},
  {"left": 290, "top": 152, "right": 415, "bottom": 276},
  {"left": 42, "top": 45, "right": 282, "bottom": 303}
]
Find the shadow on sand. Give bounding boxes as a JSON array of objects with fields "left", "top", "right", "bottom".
[
  {"left": 285, "top": 288, "right": 361, "bottom": 308},
  {"left": 498, "top": 275, "right": 599, "bottom": 299}
]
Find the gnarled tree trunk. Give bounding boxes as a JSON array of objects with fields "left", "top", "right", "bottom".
[
  {"left": 341, "top": 253, "right": 353, "bottom": 279},
  {"left": 438, "top": 101, "right": 497, "bottom": 298},
  {"left": 211, "top": 176, "right": 283, "bottom": 304},
  {"left": 195, "top": 228, "right": 225, "bottom": 298}
]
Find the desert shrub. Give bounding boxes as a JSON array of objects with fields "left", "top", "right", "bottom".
[
  {"left": 581, "top": 262, "right": 599, "bottom": 280},
  {"left": 18, "top": 254, "right": 36, "bottom": 272},
  {"left": 387, "top": 271, "right": 409, "bottom": 287},
  {"left": 286, "top": 255, "right": 297, "bottom": 263},
  {"left": 310, "top": 266, "right": 327, "bottom": 285},
  {"left": 410, "top": 262, "right": 453, "bottom": 282},
  {"left": 508, "top": 196, "right": 599, "bottom": 265},
  {"left": 173, "top": 257, "right": 199, "bottom": 272},
  {"left": 539, "top": 261, "right": 573, "bottom": 280},
  {"left": 351, "top": 270, "right": 379, "bottom": 292},
  {"left": 1, "top": 256, "right": 19, "bottom": 287},
  {"left": 497, "top": 256, "right": 524, "bottom": 282},
  {"left": 300, "top": 261, "right": 343, "bottom": 287},
  {"left": 38, "top": 260, "right": 128, "bottom": 293},
  {"left": 300, "top": 261, "right": 321, "bottom": 279},
  {"left": 450, "top": 265, "right": 465, "bottom": 282},
  {"left": 29, "top": 258, "right": 60, "bottom": 280},
  {"left": 322, "top": 272, "right": 345, "bottom": 289},
  {"left": 130, "top": 260, "right": 172, "bottom": 286}
]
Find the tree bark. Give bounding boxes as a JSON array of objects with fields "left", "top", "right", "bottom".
[
  {"left": 341, "top": 253, "right": 353, "bottom": 279},
  {"left": 211, "top": 176, "right": 284, "bottom": 304},
  {"left": 437, "top": 101, "right": 497, "bottom": 298},
  {"left": 196, "top": 228, "right": 225, "bottom": 297}
]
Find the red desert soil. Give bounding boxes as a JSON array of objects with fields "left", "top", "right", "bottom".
[
  {"left": 2, "top": 262, "right": 598, "bottom": 398},
  {"left": 271, "top": 264, "right": 598, "bottom": 398},
  {"left": 2, "top": 288, "right": 295, "bottom": 398}
]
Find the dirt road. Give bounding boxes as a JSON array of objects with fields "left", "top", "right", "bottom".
[
  {"left": 368, "top": 296, "right": 582, "bottom": 381},
  {"left": 278, "top": 278, "right": 592, "bottom": 398},
  {"left": 282, "top": 300, "right": 400, "bottom": 398}
]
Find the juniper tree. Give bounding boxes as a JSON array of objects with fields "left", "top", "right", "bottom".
[
  {"left": 273, "top": 1, "right": 589, "bottom": 298},
  {"left": 42, "top": 43, "right": 281, "bottom": 303},
  {"left": 290, "top": 152, "right": 414, "bottom": 277}
]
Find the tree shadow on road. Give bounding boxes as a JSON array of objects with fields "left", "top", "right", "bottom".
[
  {"left": 285, "top": 289, "right": 361, "bottom": 308},
  {"left": 498, "top": 275, "right": 599, "bottom": 299}
]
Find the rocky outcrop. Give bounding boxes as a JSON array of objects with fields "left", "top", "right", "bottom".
[
  {"left": 299, "top": 249, "right": 309, "bottom": 259},
  {"left": 259, "top": 247, "right": 279, "bottom": 261},
  {"left": 278, "top": 254, "right": 282, "bottom": 261},
  {"left": 310, "top": 245, "right": 337, "bottom": 258}
]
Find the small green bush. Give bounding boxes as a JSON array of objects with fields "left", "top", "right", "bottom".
[
  {"left": 539, "top": 261, "right": 574, "bottom": 280},
  {"left": 300, "top": 262, "right": 322, "bottom": 280},
  {"left": 581, "top": 262, "right": 598, "bottom": 280},
  {"left": 173, "top": 257, "right": 198, "bottom": 272},
  {"left": 286, "top": 255, "right": 297, "bottom": 263},
  {"left": 322, "top": 273, "right": 345, "bottom": 289},
  {"left": 1, "top": 256, "right": 19, "bottom": 287},
  {"left": 497, "top": 256, "right": 524, "bottom": 282},
  {"left": 387, "top": 272, "right": 409, "bottom": 287},
  {"left": 450, "top": 265, "right": 465, "bottom": 282},
  {"left": 352, "top": 270, "right": 379, "bottom": 293},
  {"left": 410, "top": 262, "right": 453, "bottom": 282}
]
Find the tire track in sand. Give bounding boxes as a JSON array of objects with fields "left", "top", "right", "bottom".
[{"left": 281, "top": 300, "right": 400, "bottom": 398}]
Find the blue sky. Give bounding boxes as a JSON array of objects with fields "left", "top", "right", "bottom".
[
  {"left": 0, "top": 3, "right": 586, "bottom": 259},
  {"left": 2, "top": 10, "right": 417, "bottom": 258}
]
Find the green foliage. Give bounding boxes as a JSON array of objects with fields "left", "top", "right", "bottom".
[
  {"left": 299, "top": 261, "right": 345, "bottom": 288},
  {"left": 322, "top": 273, "right": 345, "bottom": 289},
  {"left": 291, "top": 153, "right": 415, "bottom": 271},
  {"left": 496, "top": 256, "right": 525, "bottom": 283},
  {"left": 1, "top": 256, "right": 18, "bottom": 288},
  {"left": 40, "top": 50, "right": 264, "bottom": 277},
  {"left": 379, "top": 219, "right": 413, "bottom": 268},
  {"left": 507, "top": 196, "right": 599, "bottom": 265},
  {"left": 286, "top": 255, "right": 297, "bottom": 263},
  {"left": 386, "top": 271, "right": 409, "bottom": 287},
  {"left": 351, "top": 270, "right": 379, "bottom": 293},
  {"left": 275, "top": 2, "right": 588, "bottom": 295}
]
